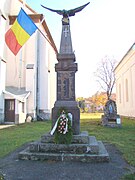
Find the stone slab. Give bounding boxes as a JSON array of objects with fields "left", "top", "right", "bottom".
[
  {"left": 29, "top": 142, "right": 89, "bottom": 154},
  {"left": 31, "top": 133, "right": 99, "bottom": 154},
  {"left": 72, "top": 131, "right": 89, "bottom": 144},
  {"left": 57, "top": 53, "right": 75, "bottom": 61},
  {"left": 41, "top": 131, "right": 89, "bottom": 144},
  {"left": 18, "top": 141, "right": 110, "bottom": 163},
  {"left": 89, "top": 136, "right": 99, "bottom": 154}
]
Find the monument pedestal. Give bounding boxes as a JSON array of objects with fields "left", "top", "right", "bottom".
[
  {"left": 18, "top": 131, "right": 109, "bottom": 162},
  {"left": 52, "top": 52, "right": 80, "bottom": 135},
  {"left": 52, "top": 101, "right": 80, "bottom": 135},
  {"left": 102, "top": 114, "right": 122, "bottom": 128}
]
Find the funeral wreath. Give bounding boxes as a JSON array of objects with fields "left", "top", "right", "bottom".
[{"left": 50, "top": 108, "right": 73, "bottom": 144}]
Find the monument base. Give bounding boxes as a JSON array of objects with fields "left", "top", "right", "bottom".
[
  {"left": 18, "top": 131, "right": 110, "bottom": 163},
  {"left": 101, "top": 115, "right": 122, "bottom": 128},
  {"left": 52, "top": 101, "right": 80, "bottom": 135}
]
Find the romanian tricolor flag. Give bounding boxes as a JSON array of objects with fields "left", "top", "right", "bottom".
[{"left": 5, "top": 8, "right": 37, "bottom": 55}]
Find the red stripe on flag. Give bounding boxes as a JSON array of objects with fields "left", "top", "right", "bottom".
[{"left": 5, "top": 29, "right": 22, "bottom": 55}]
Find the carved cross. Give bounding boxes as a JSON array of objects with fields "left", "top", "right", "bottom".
[{"left": 63, "top": 28, "right": 69, "bottom": 37}]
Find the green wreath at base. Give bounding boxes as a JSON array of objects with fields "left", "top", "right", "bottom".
[{"left": 51, "top": 108, "right": 73, "bottom": 144}]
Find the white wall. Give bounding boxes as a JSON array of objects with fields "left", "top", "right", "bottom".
[
  {"left": 0, "top": 11, "right": 7, "bottom": 122},
  {"left": 115, "top": 46, "right": 135, "bottom": 117},
  {"left": 36, "top": 28, "right": 57, "bottom": 115},
  {"left": 0, "top": 59, "right": 6, "bottom": 122},
  {"left": 48, "top": 46, "right": 57, "bottom": 111},
  {"left": 0, "top": 0, "right": 11, "bottom": 19}
]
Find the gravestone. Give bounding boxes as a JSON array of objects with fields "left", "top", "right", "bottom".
[{"left": 102, "top": 99, "right": 121, "bottom": 127}]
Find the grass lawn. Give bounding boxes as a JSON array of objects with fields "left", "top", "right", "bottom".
[
  {"left": 0, "top": 113, "right": 135, "bottom": 168},
  {"left": 80, "top": 113, "right": 135, "bottom": 167},
  {"left": 0, "top": 121, "right": 51, "bottom": 159}
]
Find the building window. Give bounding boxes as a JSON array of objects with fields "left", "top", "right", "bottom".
[
  {"left": 22, "top": 102, "right": 25, "bottom": 113},
  {"left": 119, "top": 83, "right": 121, "bottom": 103},
  {"left": 125, "top": 79, "right": 128, "bottom": 102}
]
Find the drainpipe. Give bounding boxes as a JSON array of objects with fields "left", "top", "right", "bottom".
[
  {"left": 19, "top": 49, "right": 22, "bottom": 89},
  {"left": 35, "top": 31, "right": 40, "bottom": 120}
]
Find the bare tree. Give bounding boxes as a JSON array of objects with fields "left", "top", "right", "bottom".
[{"left": 94, "top": 56, "right": 117, "bottom": 100}]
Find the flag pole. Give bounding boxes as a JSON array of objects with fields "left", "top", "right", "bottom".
[
  {"left": 22, "top": 0, "right": 26, "bottom": 8},
  {"left": 36, "top": 16, "right": 56, "bottom": 51}
]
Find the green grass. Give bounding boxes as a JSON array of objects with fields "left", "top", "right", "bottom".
[
  {"left": 121, "top": 173, "right": 135, "bottom": 180},
  {"left": 81, "top": 113, "right": 135, "bottom": 166},
  {"left": 0, "top": 113, "right": 135, "bottom": 168},
  {"left": 0, "top": 121, "right": 51, "bottom": 158}
]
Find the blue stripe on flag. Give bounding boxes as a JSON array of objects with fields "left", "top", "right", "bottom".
[{"left": 17, "top": 8, "right": 37, "bottom": 36}]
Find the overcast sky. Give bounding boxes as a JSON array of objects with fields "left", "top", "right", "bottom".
[{"left": 26, "top": 0, "right": 135, "bottom": 97}]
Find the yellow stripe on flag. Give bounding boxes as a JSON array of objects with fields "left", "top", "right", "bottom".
[{"left": 11, "top": 20, "right": 30, "bottom": 46}]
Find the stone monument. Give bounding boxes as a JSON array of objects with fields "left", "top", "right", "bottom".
[
  {"left": 41, "top": 2, "right": 90, "bottom": 135},
  {"left": 102, "top": 99, "right": 121, "bottom": 127},
  {"left": 18, "top": 3, "right": 110, "bottom": 162}
]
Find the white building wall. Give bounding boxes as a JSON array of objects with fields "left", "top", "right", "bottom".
[
  {"left": 115, "top": 46, "right": 135, "bottom": 118},
  {"left": 37, "top": 28, "right": 57, "bottom": 118},
  {"left": 48, "top": 46, "right": 57, "bottom": 111},
  {"left": 131, "top": 65, "right": 135, "bottom": 115},
  {"left": 25, "top": 33, "right": 37, "bottom": 118},
  {"left": 0, "top": 17, "right": 6, "bottom": 57},
  {"left": 25, "top": 67, "right": 35, "bottom": 116},
  {"left": 0, "top": 59, "right": 6, "bottom": 122},
  {"left": 37, "top": 31, "right": 48, "bottom": 112},
  {"left": 0, "top": 9, "right": 7, "bottom": 122},
  {"left": 9, "top": 0, "right": 34, "bottom": 15},
  {"left": 0, "top": 0, "right": 11, "bottom": 19}
]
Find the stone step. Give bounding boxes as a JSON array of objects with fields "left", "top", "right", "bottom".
[
  {"left": 18, "top": 141, "right": 110, "bottom": 163},
  {"left": 89, "top": 136, "right": 99, "bottom": 154},
  {"left": 41, "top": 131, "right": 89, "bottom": 144},
  {"left": 29, "top": 142, "right": 89, "bottom": 154},
  {"left": 29, "top": 135, "right": 99, "bottom": 154}
]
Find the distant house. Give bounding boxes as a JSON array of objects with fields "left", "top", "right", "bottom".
[
  {"left": 0, "top": 0, "right": 57, "bottom": 124},
  {"left": 114, "top": 43, "right": 135, "bottom": 118},
  {"left": 84, "top": 92, "right": 116, "bottom": 113}
]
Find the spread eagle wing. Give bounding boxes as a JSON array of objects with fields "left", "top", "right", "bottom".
[
  {"left": 67, "top": 2, "right": 90, "bottom": 16},
  {"left": 41, "top": 4, "right": 64, "bottom": 15},
  {"left": 41, "top": 2, "right": 90, "bottom": 17}
]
